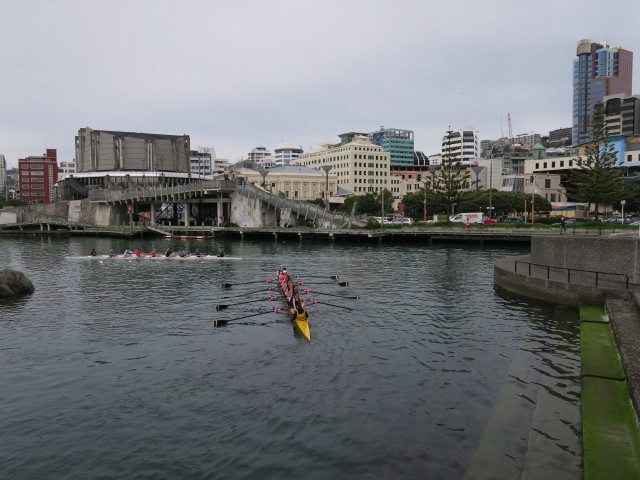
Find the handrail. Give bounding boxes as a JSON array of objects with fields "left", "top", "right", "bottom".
[
  {"left": 234, "top": 182, "right": 365, "bottom": 228},
  {"left": 514, "top": 260, "right": 629, "bottom": 290}
]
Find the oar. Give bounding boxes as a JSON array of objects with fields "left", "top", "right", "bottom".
[
  {"left": 224, "top": 286, "right": 277, "bottom": 299},
  {"left": 214, "top": 308, "right": 285, "bottom": 327},
  {"left": 308, "top": 299, "right": 353, "bottom": 310},
  {"left": 216, "top": 296, "right": 278, "bottom": 311},
  {"left": 293, "top": 274, "right": 339, "bottom": 280},
  {"left": 296, "top": 281, "right": 349, "bottom": 287},
  {"left": 221, "top": 280, "right": 275, "bottom": 289},
  {"left": 301, "top": 289, "right": 359, "bottom": 299}
]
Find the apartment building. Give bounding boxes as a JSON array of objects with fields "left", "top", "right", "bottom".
[{"left": 293, "top": 134, "right": 390, "bottom": 195}]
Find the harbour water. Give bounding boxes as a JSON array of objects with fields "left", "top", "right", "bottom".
[{"left": 1, "top": 236, "right": 581, "bottom": 479}]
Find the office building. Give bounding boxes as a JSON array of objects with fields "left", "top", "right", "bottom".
[
  {"left": 548, "top": 127, "right": 572, "bottom": 145},
  {"left": 573, "top": 39, "right": 633, "bottom": 146},
  {"left": 293, "top": 134, "right": 390, "bottom": 195},
  {"left": 369, "top": 127, "right": 414, "bottom": 165},
  {"left": 189, "top": 148, "right": 213, "bottom": 175},
  {"left": 18, "top": 149, "right": 59, "bottom": 204},
  {"left": 274, "top": 141, "right": 303, "bottom": 166}
]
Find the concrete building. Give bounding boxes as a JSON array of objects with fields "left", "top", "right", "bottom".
[
  {"left": 274, "top": 141, "right": 303, "bottom": 166},
  {"left": 369, "top": 127, "right": 414, "bottom": 165},
  {"left": 75, "top": 127, "right": 191, "bottom": 172},
  {"left": 18, "top": 149, "right": 59, "bottom": 204},
  {"left": 293, "top": 134, "right": 391, "bottom": 195},
  {"left": 442, "top": 127, "right": 480, "bottom": 161},
  {"left": 573, "top": 39, "right": 633, "bottom": 146}
]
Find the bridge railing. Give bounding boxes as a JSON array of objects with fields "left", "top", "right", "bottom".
[
  {"left": 514, "top": 260, "right": 629, "bottom": 289},
  {"left": 235, "top": 182, "right": 364, "bottom": 228},
  {"left": 88, "top": 179, "right": 236, "bottom": 203}
]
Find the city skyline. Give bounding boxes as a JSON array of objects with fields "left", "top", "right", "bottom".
[{"left": 1, "top": 0, "right": 640, "bottom": 169}]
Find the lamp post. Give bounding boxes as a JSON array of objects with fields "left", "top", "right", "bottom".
[
  {"left": 621, "top": 199, "right": 626, "bottom": 225},
  {"left": 321, "top": 165, "right": 332, "bottom": 205}
]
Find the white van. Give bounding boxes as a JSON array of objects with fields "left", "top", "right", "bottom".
[{"left": 449, "top": 212, "right": 484, "bottom": 224}]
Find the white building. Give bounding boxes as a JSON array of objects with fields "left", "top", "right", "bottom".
[
  {"left": 189, "top": 148, "right": 214, "bottom": 175},
  {"left": 247, "top": 146, "right": 272, "bottom": 163},
  {"left": 274, "top": 141, "right": 303, "bottom": 166},
  {"left": 442, "top": 127, "right": 480, "bottom": 161},
  {"left": 293, "top": 135, "right": 390, "bottom": 195},
  {"left": 58, "top": 161, "right": 76, "bottom": 179},
  {"left": 513, "top": 133, "right": 542, "bottom": 146}
]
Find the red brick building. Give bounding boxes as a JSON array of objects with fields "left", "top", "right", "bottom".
[{"left": 18, "top": 149, "right": 59, "bottom": 204}]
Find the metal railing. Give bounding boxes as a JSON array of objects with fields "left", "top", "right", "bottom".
[
  {"left": 514, "top": 260, "right": 629, "bottom": 289},
  {"left": 88, "top": 179, "right": 236, "bottom": 203},
  {"left": 234, "top": 182, "right": 365, "bottom": 228}
]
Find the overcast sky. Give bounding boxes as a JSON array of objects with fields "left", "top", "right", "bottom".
[{"left": 2, "top": 0, "right": 639, "bottom": 168}]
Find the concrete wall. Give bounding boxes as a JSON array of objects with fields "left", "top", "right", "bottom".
[
  {"left": 532, "top": 236, "right": 640, "bottom": 284},
  {"left": 494, "top": 255, "right": 630, "bottom": 306}
]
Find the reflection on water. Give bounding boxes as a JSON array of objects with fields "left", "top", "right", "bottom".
[{"left": 0, "top": 236, "right": 581, "bottom": 479}]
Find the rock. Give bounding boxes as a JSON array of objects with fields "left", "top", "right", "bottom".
[{"left": 0, "top": 269, "right": 35, "bottom": 297}]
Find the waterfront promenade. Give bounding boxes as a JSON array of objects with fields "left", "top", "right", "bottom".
[
  {"left": 495, "top": 235, "right": 640, "bottom": 477},
  {"left": 1, "top": 218, "right": 635, "bottom": 243}
]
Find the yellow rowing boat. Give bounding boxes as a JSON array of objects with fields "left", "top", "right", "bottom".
[{"left": 278, "top": 271, "right": 311, "bottom": 342}]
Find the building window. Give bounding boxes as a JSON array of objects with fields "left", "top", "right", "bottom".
[
  {"left": 544, "top": 179, "right": 551, "bottom": 188},
  {"left": 628, "top": 154, "right": 632, "bottom": 162}
]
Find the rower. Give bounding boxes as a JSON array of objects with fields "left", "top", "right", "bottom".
[
  {"left": 90, "top": 248, "right": 98, "bottom": 257},
  {"left": 217, "top": 247, "right": 225, "bottom": 257}
]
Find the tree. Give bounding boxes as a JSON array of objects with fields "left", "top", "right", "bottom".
[
  {"left": 564, "top": 105, "right": 625, "bottom": 220},
  {"left": 424, "top": 129, "right": 471, "bottom": 221},
  {"left": 400, "top": 192, "right": 425, "bottom": 219},
  {"left": 340, "top": 191, "right": 395, "bottom": 216}
]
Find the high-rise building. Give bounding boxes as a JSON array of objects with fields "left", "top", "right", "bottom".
[
  {"left": 18, "top": 149, "right": 59, "bottom": 204},
  {"left": 573, "top": 39, "right": 633, "bottom": 146},
  {"left": 369, "top": 127, "right": 414, "bottom": 165},
  {"left": 0, "top": 154, "right": 7, "bottom": 199},
  {"left": 441, "top": 127, "right": 480, "bottom": 161}
]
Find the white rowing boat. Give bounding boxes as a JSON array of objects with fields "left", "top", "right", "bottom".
[{"left": 65, "top": 255, "right": 241, "bottom": 261}]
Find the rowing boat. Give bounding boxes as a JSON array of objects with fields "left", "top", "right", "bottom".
[
  {"left": 278, "top": 270, "right": 310, "bottom": 342},
  {"left": 65, "top": 255, "right": 241, "bottom": 261}
]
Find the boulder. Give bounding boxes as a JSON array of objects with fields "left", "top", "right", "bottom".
[{"left": 0, "top": 269, "right": 35, "bottom": 297}]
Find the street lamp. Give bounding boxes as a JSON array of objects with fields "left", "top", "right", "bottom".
[
  {"left": 621, "top": 199, "right": 626, "bottom": 225},
  {"left": 321, "top": 165, "right": 333, "bottom": 204}
]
